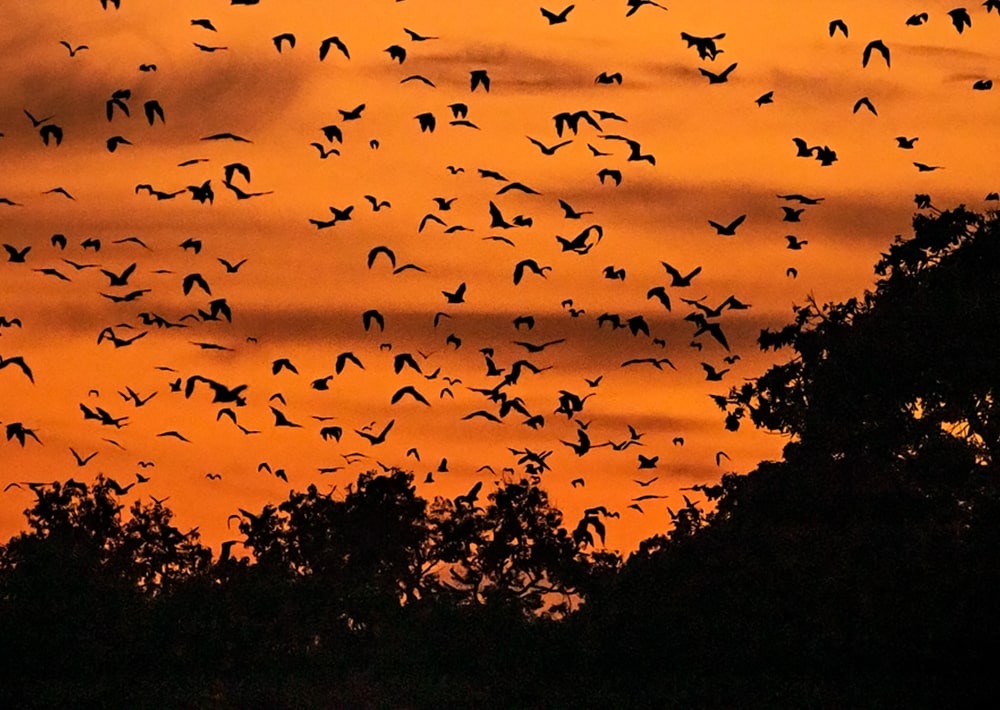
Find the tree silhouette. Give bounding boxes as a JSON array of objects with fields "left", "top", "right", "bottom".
[
  {"left": 433, "top": 478, "right": 618, "bottom": 615},
  {"left": 711, "top": 205, "right": 1000, "bottom": 542},
  {"left": 580, "top": 206, "right": 1000, "bottom": 705},
  {"left": 0, "top": 477, "right": 217, "bottom": 705},
  {"left": 118, "top": 497, "right": 213, "bottom": 593},
  {"left": 726, "top": 206, "right": 998, "bottom": 461}
]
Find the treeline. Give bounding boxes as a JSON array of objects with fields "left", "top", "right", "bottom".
[
  {"left": 3, "top": 205, "right": 1000, "bottom": 708},
  {"left": 0, "top": 470, "right": 622, "bottom": 708}
]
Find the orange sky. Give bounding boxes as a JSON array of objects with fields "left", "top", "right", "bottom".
[{"left": 1, "top": 0, "right": 998, "bottom": 553}]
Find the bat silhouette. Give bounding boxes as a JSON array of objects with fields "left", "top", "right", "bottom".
[
  {"left": 60, "top": 40, "right": 89, "bottom": 56},
  {"left": 541, "top": 5, "right": 574, "bottom": 24},
  {"left": 862, "top": 39, "right": 890, "bottom": 68},
  {"left": 391, "top": 385, "right": 430, "bottom": 406},
  {"left": 355, "top": 419, "right": 394, "bottom": 444},
  {"left": 0, "top": 355, "right": 34, "bottom": 382},
  {"left": 320, "top": 36, "right": 350, "bottom": 60},
  {"left": 143, "top": 100, "right": 165, "bottom": 125},
  {"left": 708, "top": 214, "right": 746, "bottom": 236},
  {"left": 699, "top": 62, "right": 737, "bottom": 84},
  {"left": 273, "top": 33, "right": 295, "bottom": 52}
]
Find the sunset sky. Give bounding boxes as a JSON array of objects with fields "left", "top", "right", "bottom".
[{"left": 1, "top": 0, "right": 998, "bottom": 552}]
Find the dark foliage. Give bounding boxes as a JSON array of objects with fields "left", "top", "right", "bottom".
[
  {"left": 578, "top": 206, "right": 1000, "bottom": 705},
  {"left": 0, "top": 472, "right": 614, "bottom": 708},
  {"left": 2, "top": 208, "right": 1000, "bottom": 707}
]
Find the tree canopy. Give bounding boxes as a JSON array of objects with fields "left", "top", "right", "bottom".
[{"left": 583, "top": 206, "right": 1000, "bottom": 705}]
